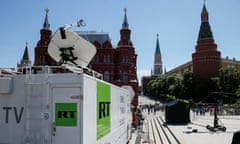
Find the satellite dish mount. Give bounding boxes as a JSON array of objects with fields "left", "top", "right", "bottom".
[{"left": 59, "top": 47, "right": 78, "bottom": 65}]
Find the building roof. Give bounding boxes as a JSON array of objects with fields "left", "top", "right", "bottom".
[
  {"left": 198, "top": 2, "right": 214, "bottom": 40},
  {"left": 76, "top": 31, "right": 111, "bottom": 45},
  {"left": 198, "top": 22, "right": 213, "bottom": 40}
]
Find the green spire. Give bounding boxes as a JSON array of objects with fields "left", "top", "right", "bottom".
[
  {"left": 153, "top": 33, "right": 163, "bottom": 76},
  {"left": 197, "top": 1, "right": 214, "bottom": 40},
  {"left": 155, "top": 34, "right": 161, "bottom": 54}
]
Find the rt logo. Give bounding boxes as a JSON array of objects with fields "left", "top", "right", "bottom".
[
  {"left": 98, "top": 102, "right": 110, "bottom": 119},
  {"left": 58, "top": 111, "right": 76, "bottom": 119}
]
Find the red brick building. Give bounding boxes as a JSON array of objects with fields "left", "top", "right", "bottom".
[{"left": 32, "top": 8, "right": 139, "bottom": 126}]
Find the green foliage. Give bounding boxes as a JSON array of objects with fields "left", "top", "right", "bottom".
[
  {"left": 219, "top": 67, "right": 240, "bottom": 93},
  {"left": 236, "top": 85, "right": 240, "bottom": 97},
  {"left": 145, "top": 68, "right": 240, "bottom": 104},
  {"left": 146, "top": 72, "right": 193, "bottom": 101}
]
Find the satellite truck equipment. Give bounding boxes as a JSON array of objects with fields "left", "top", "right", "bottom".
[
  {"left": 198, "top": 92, "right": 238, "bottom": 132},
  {"left": 0, "top": 20, "right": 134, "bottom": 144}
]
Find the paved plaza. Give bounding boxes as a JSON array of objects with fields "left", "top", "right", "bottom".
[{"left": 129, "top": 96, "right": 240, "bottom": 144}]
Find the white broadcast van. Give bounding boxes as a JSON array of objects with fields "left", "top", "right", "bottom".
[
  {"left": 0, "top": 67, "right": 133, "bottom": 144},
  {"left": 0, "top": 20, "right": 134, "bottom": 144}
]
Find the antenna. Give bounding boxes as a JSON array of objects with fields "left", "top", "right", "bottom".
[
  {"left": 63, "top": 19, "right": 86, "bottom": 30},
  {"left": 48, "top": 20, "right": 96, "bottom": 68}
]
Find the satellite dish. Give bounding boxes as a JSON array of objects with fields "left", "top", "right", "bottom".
[
  {"left": 48, "top": 30, "right": 96, "bottom": 68},
  {"left": 122, "top": 86, "right": 135, "bottom": 100}
]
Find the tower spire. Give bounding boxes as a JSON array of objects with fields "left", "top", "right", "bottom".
[
  {"left": 122, "top": 8, "right": 129, "bottom": 29},
  {"left": 153, "top": 33, "right": 163, "bottom": 76},
  {"left": 198, "top": 2, "right": 213, "bottom": 40},
  {"left": 192, "top": 2, "right": 221, "bottom": 79},
  {"left": 43, "top": 8, "right": 50, "bottom": 30},
  {"left": 155, "top": 34, "right": 161, "bottom": 54},
  {"left": 118, "top": 8, "right": 132, "bottom": 46},
  {"left": 22, "top": 42, "right": 30, "bottom": 61},
  {"left": 201, "top": 0, "right": 208, "bottom": 22},
  {"left": 19, "top": 42, "right": 31, "bottom": 66},
  {"left": 34, "top": 8, "right": 54, "bottom": 66}
]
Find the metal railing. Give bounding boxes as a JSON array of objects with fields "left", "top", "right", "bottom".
[{"left": 0, "top": 65, "right": 103, "bottom": 79}]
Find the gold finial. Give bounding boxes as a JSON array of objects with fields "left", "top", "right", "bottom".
[
  {"left": 45, "top": 8, "right": 49, "bottom": 14},
  {"left": 124, "top": 8, "right": 127, "bottom": 14}
]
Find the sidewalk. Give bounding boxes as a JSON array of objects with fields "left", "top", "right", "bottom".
[{"left": 129, "top": 111, "right": 240, "bottom": 144}]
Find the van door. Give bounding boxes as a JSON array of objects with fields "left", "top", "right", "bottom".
[{"left": 52, "top": 87, "right": 82, "bottom": 144}]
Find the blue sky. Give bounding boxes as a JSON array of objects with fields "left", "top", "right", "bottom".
[{"left": 1, "top": 0, "right": 240, "bottom": 79}]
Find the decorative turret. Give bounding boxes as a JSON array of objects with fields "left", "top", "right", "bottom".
[
  {"left": 115, "top": 8, "right": 138, "bottom": 127},
  {"left": 34, "top": 8, "right": 56, "bottom": 66},
  {"left": 192, "top": 1, "right": 221, "bottom": 79},
  {"left": 152, "top": 34, "right": 163, "bottom": 76},
  {"left": 116, "top": 8, "right": 137, "bottom": 83},
  {"left": 118, "top": 8, "right": 133, "bottom": 46},
  {"left": 43, "top": 8, "right": 50, "bottom": 30},
  {"left": 18, "top": 42, "right": 32, "bottom": 67},
  {"left": 122, "top": 8, "right": 129, "bottom": 29}
]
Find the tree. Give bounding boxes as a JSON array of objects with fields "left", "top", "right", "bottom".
[
  {"left": 219, "top": 67, "right": 240, "bottom": 93},
  {"left": 234, "top": 85, "right": 240, "bottom": 105},
  {"left": 167, "top": 74, "right": 184, "bottom": 99},
  {"left": 236, "top": 85, "right": 240, "bottom": 97},
  {"left": 182, "top": 71, "right": 195, "bottom": 100},
  {"left": 145, "top": 79, "right": 155, "bottom": 97},
  {"left": 144, "top": 67, "right": 240, "bottom": 104},
  {"left": 218, "top": 68, "right": 240, "bottom": 103}
]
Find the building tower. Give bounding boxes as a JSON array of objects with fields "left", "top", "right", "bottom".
[
  {"left": 192, "top": 2, "right": 221, "bottom": 79},
  {"left": 152, "top": 34, "right": 163, "bottom": 77},
  {"left": 34, "top": 8, "right": 56, "bottom": 66},
  {"left": 116, "top": 8, "right": 138, "bottom": 84},
  {"left": 116, "top": 8, "right": 138, "bottom": 127},
  {"left": 18, "top": 42, "right": 32, "bottom": 67}
]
